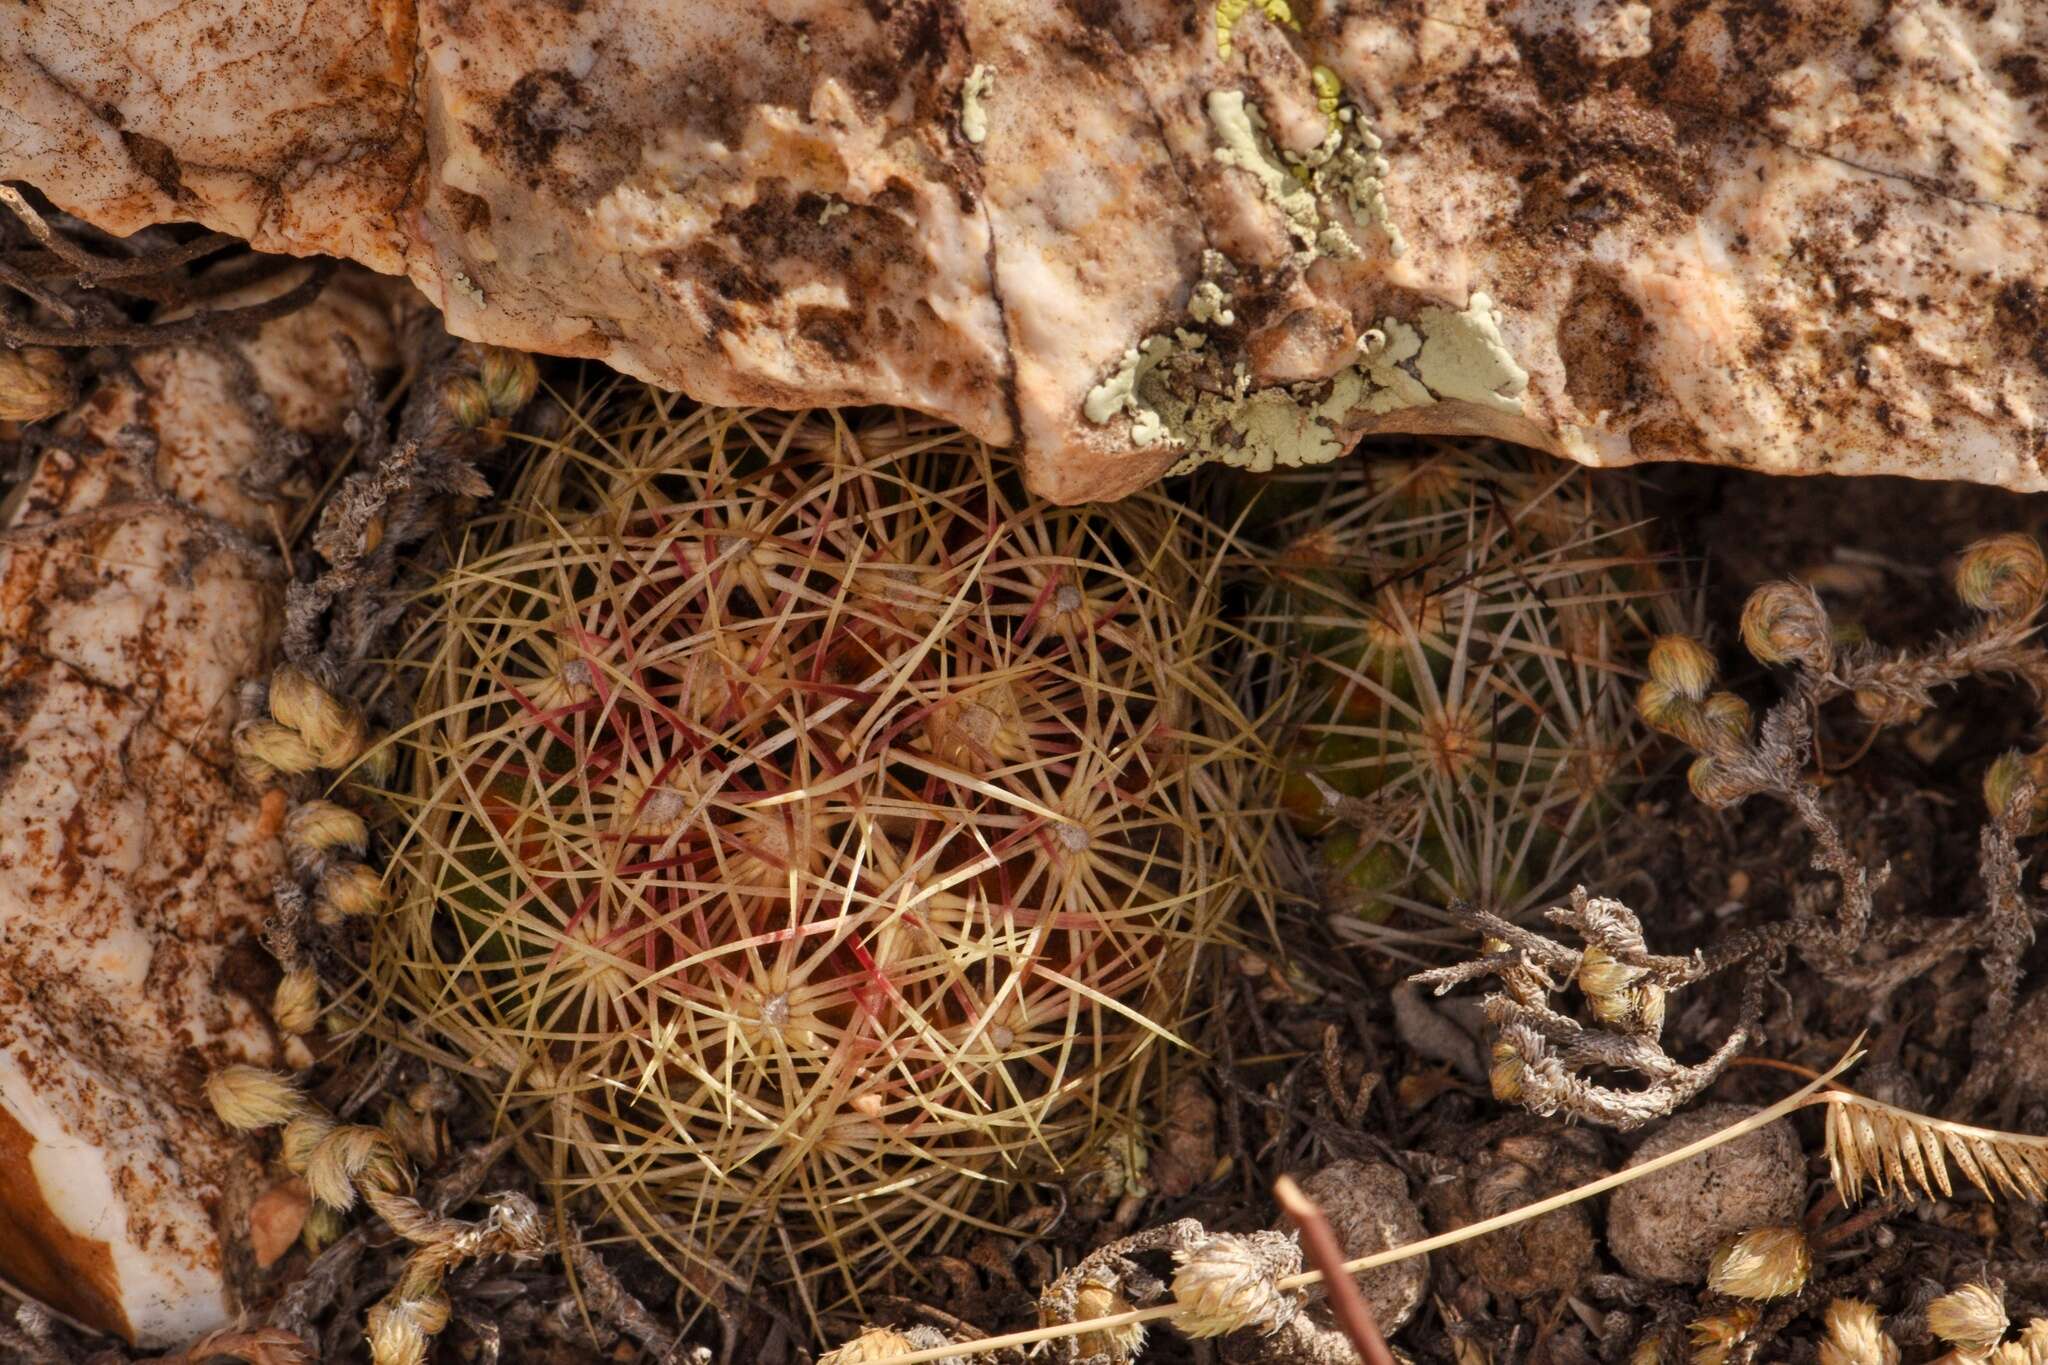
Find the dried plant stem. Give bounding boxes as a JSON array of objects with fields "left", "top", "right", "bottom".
[
  {"left": 1275, "top": 1175, "right": 1394, "bottom": 1365},
  {"left": 872, "top": 1048, "right": 1858, "bottom": 1365}
]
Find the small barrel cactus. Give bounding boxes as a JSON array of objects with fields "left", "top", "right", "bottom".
[
  {"left": 1239, "top": 444, "right": 1682, "bottom": 925},
  {"left": 374, "top": 390, "right": 1260, "bottom": 1301}
]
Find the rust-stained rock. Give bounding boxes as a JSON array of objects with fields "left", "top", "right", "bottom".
[
  {"left": 0, "top": 270, "right": 396, "bottom": 1346},
  {"left": 3, "top": 3, "right": 2044, "bottom": 500}
]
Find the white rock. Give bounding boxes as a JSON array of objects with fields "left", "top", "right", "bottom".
[
  {"left": 1, "top": 2, "right": 2043, "bottom": 501},
  {"left": 0, "top": 271, "right": 396, "bottom": 1346}
]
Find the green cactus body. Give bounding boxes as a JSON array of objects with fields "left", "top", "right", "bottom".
[{"left": 1243, "top": 447, "right": 1681, "bottom": 924}]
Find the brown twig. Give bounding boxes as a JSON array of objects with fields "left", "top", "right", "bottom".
[
  {"left": 1274, "top": 1175, "right": 1395, "bottom": 1365},
  {"left": 0, "top": 259, "right": 334, "bottom": 348}
]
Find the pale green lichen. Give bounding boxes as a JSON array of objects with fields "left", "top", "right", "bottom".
[
  {"left": 961, "top": 65, "right": 995, "bottom": 146},
  {"left": 1215, "top": 0, "right": 1298, "bottom": 59},
  {"left": 1207, "top": 90, "right": 1344, "bottom": 262},
  {"left": 1414, "top": 293, "right": 1529, "bottom": 412},
  {"left": 1083, "top": 336, "right": 1179, "bottom": 448},
  {"left": 817, "top": 198, "right": 849, "bottom": 226},
  {"left": 450, "top": 272, "right": 485, "bottom": 306},
  {"left": 1311, "top": 66, "right": 1344, "bottom": 128}
]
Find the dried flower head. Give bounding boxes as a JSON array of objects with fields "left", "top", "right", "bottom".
[
  {"left": 817, "top": 1328, "right": 915, "bottom": 1364},
  {"left": 365, "top": 1300, "right": 429, "bottom": 1365},
  {"left": 377, "top": 396, "right": 1257, "bottom": 1302},
  {"left": 1997, "top": 1320, "right": 2048, "bottom": 1365},
  {"left": 1819, "top": 1299, "right": 1899, "bottom": 1365},
  {"left": 0, "top": 345, "right": 74, "bottom": 422},
  {"left": 1629, "top": 1339, "right": 1661, "bottom": 1365},
  {"left": 1929, "top": 1283, "right": 2009, "bottom": 1356},
  {"left": 1700, "top": 692, "right": 1752, "bottom": 751},
  {"left": 1648, "top": 635, "right": 1717, "bottom": 701},
  {"left": 285, "top": 800, "right": 369, "bottom": 868},
  {"left": 1686, "top": 755, "right": 1750, "bottom": 807},
  {"left": 1955, "top": 533, "right": 2048, "bottom": 621},
  {"left": 1687, "top": 1307, "right": 1759, "bottom": 1365},
  {"left": 1073, "top": 1273, "right": 1147, "bottom": 1363},
  {"left": 280, "top": 1112, "right": 337, "bottom": 1175},
  {"left": 272, "top": 965, "right": 321, "bottom": 1035},
  {"left": 205, "top": 1064, "right": 304, "bottom": 1131},
  {"left": 1636, "top": 679, "right": 1707, "bottom": 748},
  {"left": 1739, "top": 580, "right": 1833, "bottom": 672},
  {"left": 1706, "top": 1225, "right": 1810, "bottom": 1300},
  {"left": 478, "top": 347, "right": 540, "bottom": 417},
  {"left": 1984, "top": 750, "right": 2048, "bottom": 834},
  {"left": 235, "top": 719, "right": 323, "bottom": 779},
  {"left": 440, "top": 373, "right": 492, "bottom": 431},
  {"left": 317, "top": 862, "right": 390, "bottom": 919},
  {"left": 1170, "top": 1230, "right": 1304, "bottom": 1338},
  {"left": 269, "top": 665, "right": 369, "bottom": 770},
  {"left": 1490, "top": 1036, "right": 1526, "bottom": 1103}
]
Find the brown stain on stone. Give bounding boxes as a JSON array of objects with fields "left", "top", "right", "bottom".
[{"left": 0, "top": 1104, "right": 132, "bottom": 1343}]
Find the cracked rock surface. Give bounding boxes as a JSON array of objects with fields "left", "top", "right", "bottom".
[
  {"left": 1, "top": 7, "right": 2044, "bottom": 494},
  {"left": 4, "top": 7, "right": 2048, "bottom": 497},
  {"left": 0, "top": 272, "right": 396, "bottom": 1346}
]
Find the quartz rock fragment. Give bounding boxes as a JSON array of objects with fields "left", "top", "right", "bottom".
[
  {"left": 0, "top": 270, "right": 397, "bottom": 1346},
  {"left": 1, "top": 4, "right": 2043, "bottom": 497}
]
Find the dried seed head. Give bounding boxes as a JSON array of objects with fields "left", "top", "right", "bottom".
[
  {"left": 306, "top": 1124, "right": 408, "bottom": 1212},
  {"left": 1579, "top": 946, "right": 1665, "bottom": 1037},
  {"left": 1739, "top": 581, "right": 1833, "bottom": 672},
  {"left": 1687, "top": 1307, "right": 1759, "bottom": 1365},
  {"left": 478, "top": 347, "right": 540, "bottom": 417},
  {"left": 1929, "top": 1283, "right": 2009, "bottom": 1356},
  {"left": 1984, "top": 750, "right": 2048, "bottom": 834},
  {"left": 350, "top": 740, "right": 399, "bottom": 789},
  {"left": 365, "top": 1300, "right": 429, "bottom": 1365},
  {"left": 0, "top": 346, "right": 74, "bottom": 422},
  {"left": 1956, "top": 533, "right": 2048, "bottom": 621},
  {"left": 1635, "top": 680, "right": 1707, "bottom": 749},
  {"left": 1628, "top": 1339, "right": 1661, "bottom": 1365},
  {"left": 1706, "top": 1225, "right": 1810, "bottom": 1300},
  {"left": 1489, "top": 1037, "right": 1526, "bottom": 1103},
  {"left": 280, "top": 1112, "right": 338, "bottom": 1175},
  {"left": 1700, "top": 692, "right": 1752, "bottom": 751},
  {"left": 1577, "top": 945, "right": 1645, "bottom": 1000},
  {"left": 317, "top": 862, "right": 390, "bottom": 919},
  {"left": 1687, "top": 755, "right": 1751, "bottom": 807},
  {"left": 1073, "top": 1273, "right": 1147, "bottom": 1363},
  {"left": 272, "top": 966, "right": 321, "bottom": 1035},
  {"left": 271, "top": 667, "right": 369, "bottom": 771},
  {"left": 817, "top": 1328, "right": 915, "bottom": 1364},
  {"left": 1170, "top": 1230, "right": 1304, "bottom": 1338},
  {"left": 1852, "top": 686, "right": 1925, "bottom": 726},
  {"left": 235, "top": 719, "right": 323, "bottom": 778},
  {"left": 440, "top": 373, "right": 492, "bottom": 431},
  {"left": 285, "top": 799, "right": 369, "bottom": 867},
  {"left": 1647, "top": 635, "right": 1717, "bottom": 701},
  {"left": 205, "top": 1064, "right": 304, "bottom": 1131},
  {"left": 1819, "top": 1299, "right": 1899, "bottom": 1365}
]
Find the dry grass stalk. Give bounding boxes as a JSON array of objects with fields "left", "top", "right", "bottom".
[{"left": 372, "top": 389, "right": 1265, "bottom": 1306}]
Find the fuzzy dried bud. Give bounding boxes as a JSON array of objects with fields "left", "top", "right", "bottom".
[
  {"left": 817, "top": 1328, "right": 915, "bottom": 1364},
  {"left": 1687, "top": 755, "right": 1750, "bottom": 807},
  {"left": 1819, "top": 1299, "right": 1899, "bottom": 1365},
  {"left": 349, "top": 741, "right": 398, "bottom": 789},
  {"left": 441, "top": 373, "right": 493, "bottom": 430},
  {"left": 272, "top": 965, "right": 321, "bottom": 1035},
  {"left": 1701, "top": 692, "right": 1753, "bottom": 751},
  {"left": 1984, "top": 750, "right": 2048, "bottom": 834},
  {"left": 1647, "top": 635, "right": 1717, "bottom": 701},
  {"left": 1956, "top": 534, "right": 2048, "bottom": 621},
  {"left": 1687, "top": 1308, "right": 1759, "bottom": 1365},
  {"left": 365, "top": 1301, "right": 429, "bottom": 1365},
  {"left": 317, "top": 862, "right": 390, "bottom": 919},
  {"left": 285, "top": 799, "right": 369, "bottom": 868},
  {"left": 206, "top": 1064, "right": 304, "bottom": 1131},
  {"left": 478, "top": 347, "right": 540, "bottom": 417},
  {"left": 0, "top": 346, "right": 74, "bottom": 422},
  {"left": 280, "top": 1112, "right": 337, "bottom": 1175},
  {"left": 1628, "top": 1341, "right": 1661, "bottom": 1365},
  {"left": 306, "top": 1124, "right": 409, "bottom": 1212},
  {"left": 1852, "top": 686, "right": 1924, "bottom": 726},
  {"left": 1073, "top": 1274, "right": 1147, "bottom": 1363},
  {"left": 1489, "top": 1037, "right": 1526, "bottom": 1103},
  {"left": 235, "top": 719, "right": 323, "bottom": 778},
  {"left": 1707, "top": 1225, "right": 1810, "bottom": 1300},
  {"left": 1635, "top": 680, "right": 1708, "bottom": 749},
  {"left": 1740, "top": 580, "right": 1833, "bottom": 672},
  {"left": 1170, "top": 1230, "right": 1304, "bottom": 1338},
  {"left": 1929, "top": 1283, "right": 2009, "bottom": 1356},
  {"left": 269, "top": 665, "right": 369, "bottom": 770}
]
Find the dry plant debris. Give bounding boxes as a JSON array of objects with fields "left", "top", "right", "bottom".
[{"left": 372, "top": 390, "right": 1265, "bottom": 1309}]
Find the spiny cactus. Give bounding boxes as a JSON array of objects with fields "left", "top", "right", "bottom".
[
  {"left": 1239, "top": 443, "right": 1682, "bottom": 930},
  {"left": 373, "top": 388, "right": 1263, "bottom": 1303}
]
